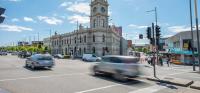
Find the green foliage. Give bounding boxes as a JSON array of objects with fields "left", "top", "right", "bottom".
[{"left": 0, "top": 45, "right": 51, "bottom": 54}]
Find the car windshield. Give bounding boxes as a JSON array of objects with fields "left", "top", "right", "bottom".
[
  {"left": 37, "top": 56, "right": 52, "bottom": 60},
  {"left": 121, "top": 58, "right": 139, "bottom": 63}
]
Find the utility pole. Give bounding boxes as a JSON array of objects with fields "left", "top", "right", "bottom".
[
  {"left": 189, "top": 0, "right": 195, "bottom": 71},
  {"left": 152, "top": 23, "right": 156, "bottom": 78},
  {"left": 194, "top": 0, "right": 200, "bottom": 72}
]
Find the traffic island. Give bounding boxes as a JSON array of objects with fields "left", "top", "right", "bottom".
[
  {"left": 147, "top": 77, "right": 193, "bottom": 87},
  {"left": 190, "top": 81, "right": 200, "bottom": 90}
]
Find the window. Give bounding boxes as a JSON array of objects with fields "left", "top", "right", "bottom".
[
  {"left": 102, "top": 35, "right": 105, "bottom": 42},
  {"left": 67, "top": 39, "right": 69, "bottom": 44},
  {"left": 80, "top": 36, "right": 82, "bottom": 43},
  {"left": 93, "top": 19, "right": 96, "bottom": 28},
  {"left": 74, "top": 37, "right": 76, "bottom": 44},
  {"left": 84, "top": 48, "right": 86, "bottom": 53},
  {"left": 92, "top": 47, "right": 95, "bottom": 53},
  {"left": 70, "top": 38, "right": 71, "bottom": 44},
  {"left": 100, "top": 19, "right": 105, "bottom": 27},
  {"left": 84, "top": 35, "right": 86, "bottom": 43},
  {"left": 93, "top": 35, "right": 95, "bottom": 42}
]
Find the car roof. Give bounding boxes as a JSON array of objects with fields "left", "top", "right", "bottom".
[{"left": 103, "top": 55, "right": 139, "bottom": 59}]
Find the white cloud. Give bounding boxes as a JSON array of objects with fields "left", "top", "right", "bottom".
[
  {"left": 60, "top": 2, "right": 72, "bottom": 7},
  {"left": 128, "top": 24, "right": 148, "bottom": 29},
  {"left": 23, "top": 17, "right": 35, "bottom": 22},
  {"left": 67, "top": 14, "right": 89, "bottom": 24},
  {"left": 11, "top": 18, "right": 20, "bottom": 22},
  {"left": 37, "top": 16, "right": 63, "bottom": 25},
  {"left": 67, "top": 2, "right": 90, "bottom": 15},
  {"left": 0, "top": 24, "right": 33, "bottom": 32},
  {"left": 7, "top": 0, "right": 21, "bottom": 2},
  {"left": 167, "top": 25, "right": 191, "bottom": 33}
]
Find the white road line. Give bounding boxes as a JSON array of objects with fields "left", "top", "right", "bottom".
[
  {"left": 0, "top": 72, "right": 89, "bottom": 82},
  {"left": 128, "top": 85, "right": 166, "bottom": 93},
  {"left": 75, "top": 84, "right": 122, "bottom": 93}
]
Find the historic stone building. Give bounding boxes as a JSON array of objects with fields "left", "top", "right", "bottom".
[{"left": 44, "top": 0, "right": 126, "bottom": 57}]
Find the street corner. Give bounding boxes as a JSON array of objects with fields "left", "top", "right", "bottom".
[
  {"left": 147, "top": 76, "right": 194, "bottom": 87},
  {"left": 190, "top": 81, "right": 200, "bottom": 90}
]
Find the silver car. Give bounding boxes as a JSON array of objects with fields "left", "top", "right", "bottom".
[
  {"left": 25, "top": 54, "right": 55, "bottom": 70},
  {"left": 92, "top": 55, "right": 141, "bottom": 81}
]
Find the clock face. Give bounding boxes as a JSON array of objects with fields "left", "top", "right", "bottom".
[
  {"left": 101, "top": 7, "right": 105, "bottom": 13},
  {"left": 93, "top": 7, "right": 97, "bottom": 13}
]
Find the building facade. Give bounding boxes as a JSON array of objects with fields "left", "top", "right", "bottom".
[
  {"left": 44, "top": 0, "right": 125, "bottom": 57},
  {"left": 166, "top": 31, "right": 200, "bottom": 64}
]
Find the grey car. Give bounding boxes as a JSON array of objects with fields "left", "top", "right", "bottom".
[
  {"left": 25, "top": 54, "right": 55, "bottom": 70},
  {"left": 92, "top": 55, "right": 141, "bottom": 81}
]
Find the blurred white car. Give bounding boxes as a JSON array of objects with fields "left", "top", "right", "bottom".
[
  {"left": 82, "top": 54, "right": 101, "bottom": 62},
  {"left": 91, "top": 55, "right": 141, "bottom": 81},
  {"left": 25, "top": 54, "right": 55, "bottom": 70}
]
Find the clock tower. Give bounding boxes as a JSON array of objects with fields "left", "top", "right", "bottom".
[{"left": 90, "top": 0, "right": 109, "bottom": 29}]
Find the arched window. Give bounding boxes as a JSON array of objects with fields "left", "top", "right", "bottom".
[
  {"left": 93, "top": 19, "right": 96, "bottom": 28},
  {"left": 101, "top": 19, "right": 105, "bottom": 27},
  {"left": 92, "top": 47, "right": 95, "bottom": 54},
  {"left": 84, "top": 48, "right": 86, "bottom": 53},
  {"left": 102, "top": 35, "right": 105, "bottom": 42},
  {"left": 80, "top": 36, "right": 82, "bottom": 43},
  {"left": 84, "top": 35, "right": 86, "bottom": 43},
  {"left": 74, "top": 37, "right": 76, "bottom": 44},
  {"left": 93, "top": 35, "right": 95, "bottom": 42}
]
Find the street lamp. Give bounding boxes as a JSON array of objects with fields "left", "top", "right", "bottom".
[
  {"left": 146, "top": 7, "right": 158, "bottom": 78},
  {"left": 189, "top": 0, "right": 195, "bottom": 71},
  {"left": 194, "top": 0, "right": 200, "bottom": 72}
]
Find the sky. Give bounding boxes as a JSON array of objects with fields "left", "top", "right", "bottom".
[{"left": 0, "top": 0, "right": 199, "bottom": 46}]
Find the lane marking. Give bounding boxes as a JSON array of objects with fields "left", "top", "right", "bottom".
[
  {"left": 128, "top": 85, "right": 166, "bottom": 93},
  {"left": 0, "top": 72, "right": 89, "bottom": 82},
  {"left": 75, "top": 84, "right": 122, "bottom": 93}
]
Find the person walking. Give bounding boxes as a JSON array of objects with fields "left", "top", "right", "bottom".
[
  {"left": 159, "top": 56, "right": 163, "bottom": 66},
  {"left": 167, "top": 56, "right": 170, "bottom": 67}
]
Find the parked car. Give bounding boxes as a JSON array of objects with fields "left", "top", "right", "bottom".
[
  {"left": 0, "top": 52, "right": 7, "bottom": 56},
  {"left": 53, "top": 54, "right": 64, "bottom": 59},
  {"left": 25, "top": 54, "right": 55, "bottom": 70},
  {"left": 82, "top": 54, "right": 101, "bottom": 62},
  {"left": 18, "top": 51, "right": 31, "bottom": 58},
  {"left": 91, "top": 55, "right": 141, "bottom": 81}
]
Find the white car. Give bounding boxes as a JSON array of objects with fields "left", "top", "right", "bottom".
[
  {"left": 82, "top": 54, "right": 101, "bottom": 62},
  {"left": 91, "top": 55, "right": 141, "bottom": 81}
]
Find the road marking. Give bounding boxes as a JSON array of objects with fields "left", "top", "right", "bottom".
[
  {"left": 0, "top": 72, "right": 89, "bottom": 82},
  {"left": 75, "top": 84, "right": 122, "bottom": 93},
  {"left": 128, "top": 85, "right": 166, "bottom": 93}
]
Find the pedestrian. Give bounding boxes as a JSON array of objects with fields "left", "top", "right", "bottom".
[
  {"left": 159, "top": 56, "right": 163, "bottom": 66},
  {"left": 167, "top": 56, "right": 170, "bottom": 67},
  {"left": 147, "top": 56, "right": 151, "bottom": 65}
]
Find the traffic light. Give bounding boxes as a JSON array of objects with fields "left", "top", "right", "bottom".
[
  {"left": 146, "top": 27, "right": 151, "bottom": 39},
  {"left": 156, "top": 25, "right": 161, "bottom": 38},
  {"left": 156, "top": 25, "right": 161, "bottom": 46},
  {"left": 150, "top": 38, "right": 155, "bottom": 45},
  {"left": 0, "top": 7, "right": 6, "bottom": 23},
  {"left": 139, "top": 34, "right": 143, "bottom": 39}
]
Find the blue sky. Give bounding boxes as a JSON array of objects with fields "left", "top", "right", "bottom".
[{"left": 0, "top": 0, "right": 199, "bottom": 46}]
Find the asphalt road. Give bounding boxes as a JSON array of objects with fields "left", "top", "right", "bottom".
[{"left": 0, "top": 55, "right": 200, "bottom": 93}]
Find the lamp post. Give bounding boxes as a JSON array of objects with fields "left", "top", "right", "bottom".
[
  {"left": 147, "top": 7, "right": 158, "bottom": 78},
  {"left": 189, "top": 0, "right": 195, "bottom": 71},
  {"left": 194, "top": 0, "right": 200, "bottom": 72}
]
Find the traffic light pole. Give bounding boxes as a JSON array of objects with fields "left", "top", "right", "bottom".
[
  {"left": 155, "top": 7, "right": 159, "bottom": 69},
  {"left": 152, "top": 23, "right": 156, "bottom": 78},
  {"left": 194, "top": 0, "right": 200, "bottom": 72},
  {"left": 189, "top": 0, "right": 195, "bottom": 71}
]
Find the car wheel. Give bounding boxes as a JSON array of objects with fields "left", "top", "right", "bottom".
[
  {"left": 25, "top": 62, "right": 29, "bottom": 67},
  {"left": 113, "top": 71, "right": 127, "bottom": 82},
  {"left": 31, "top": 65, "right": 35, "bottom": 70},
  {"left": 96, "top": 59, "right": 100, "bottom": 62},
  {"left": 92, "top": 66, "right": 100, "bottom": 76}
]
